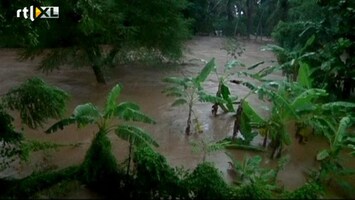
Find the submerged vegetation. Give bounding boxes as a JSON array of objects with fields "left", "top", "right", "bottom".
[
  {"left": 0, "top": 0, "right": 355, "bottom": 199},
  {"left": 163, "top": 58, "right": 226, "bottom": 135},
  {"left": 1, "top": 69, "right": 353, "bottom": 198}
]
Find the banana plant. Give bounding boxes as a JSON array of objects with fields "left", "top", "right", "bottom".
[
  {"left": 263, "top": 35, "right": 316, "bottom": 81},
  {"left": 210, "top": 59, "right": 265, "bottom": 116},
  {"left": 190, "top": 137, "right": 232, "bottom": 163},
  {"left": 205, "top": 59, "right": 264, "bottom": 141},
  {"left": 238, "top": 60, "right": 331, "bottom": 158},
  {"left": 226, "top": 153, "right": 289, "bottom": 191},
  {"left": 163, "top": 58, "right": 226, "bottom": 135},
  {"left": 46, "top": 84, "right": 158, "bottom": 175},
  {"left": 317, "top": 116, "right": 355, "bottom": 161},
  {"left": 282, "top": 62, "right": 355, "bottom": 144},
  {"left": 211, "top": 60, "right": 240, "bottom": 116},
  {"left": 226, "top": 57, "right": 286, "bottom": 141},
  {"left": 240, "top": 80, "right": 322, "bottom": 157},
  {"left": 315, "top": 116, "right": 355, "bottom": 189}
]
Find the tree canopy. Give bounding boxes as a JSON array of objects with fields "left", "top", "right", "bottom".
[{"left": 0, "top": 0, "right": 190, "bottom": 83}]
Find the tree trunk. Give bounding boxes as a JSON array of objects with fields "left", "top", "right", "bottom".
[
  {"left": 185, "top": 102, "right": 193, "bottom": 135},
  {"left": 263, "top": 132, "right": 268, "bottom": 148},
  {"left": 271, "top": 139, "right": 282, "bottom": 159},
  {"left": 232, "top": 103, "right": 243, "bottom": 140},
  {"left": 246, "top": 0, "right": 255, "bottom": 39},
  {"left": 126, "top": 142, "right": 133, "bottom": 176},
  {"left": 212, "top": 82, "right": 228, "bottom": 116},
  {"left": 342, "top": 77, "right": 352, "bottom": 99},
  {"left": 227, "top": 0, "right": 234, "bottom": 22},
  {"left": 212, "top": 103, "right": 218, "bottom": 116},
  {"left": 280, "top": 0, "right": 289, "bottom": 21},
  {"left": 276, "top": 143, "right": 282, "bottom": 158},
  {"left": 92, "top": 64, "right": 106, "bottom": 84}
]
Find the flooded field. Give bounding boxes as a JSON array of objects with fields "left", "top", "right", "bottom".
[{"left": 0, "top": 36, "right": 351, "bottom": 198}]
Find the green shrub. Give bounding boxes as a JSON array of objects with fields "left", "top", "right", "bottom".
[
  {"left": 232, "top": 183, "right": 272, "bottom": 199},
  {"left": 1, "top": 166, "right": 79, "bottom": 199},
  {"left": 80, "top": 130, "right": 121, "bottom": 194},
  {"left": 133, "top": 146, "right": 189, "bottom": 199},
  {"left": 272, "top": 21, "right": 314, "bottom": 50},
  {"left": 283, "top": 182, "right": 324, "bottom": 199},
  {"left": 185, "top": 162, "right": 231, "bottom": 199}
]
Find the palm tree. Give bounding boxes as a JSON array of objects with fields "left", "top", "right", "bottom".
[{"left": 46, "top": 84, "right": 158, "bottom": 176}]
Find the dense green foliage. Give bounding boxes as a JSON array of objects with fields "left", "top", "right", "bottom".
[
  {"left": 3, "top": 78, "right": 69, "bottom": 129},
  {"left": 271, "top": 0, "right": 355, "bottom": 99},
  {"left": 80, "top": 130, "right": 119, "bottom": 192},
  {"left": 46, "top": 84, "right": 157, "bottom": 179},
  {"left": 283, "top": 182, "right": 324, "bottom": 199},
  {"left": 133, "top": 146, "right": 189, "bottom": 199},
  {"left": 0, "top": 105, "right": 22, "bottom": 143},
  {"left": 1, "top": 0, "right": 355, "bottom": 198},
  {"left": 1, "top": 78, "right": 337, "bottom": 199},
  {"left": 184, "top": 0, "right": 290, "bottom": 37},
  {"left": 1, "top": 166, "right": 80, "bottom": 199},
  {"left": 0, "top": 0, "right": 190, "bottom": 83},
  {"left": 0, "top": 78, "right": 68, "bottom": 170},
  {"left": 186, "top": 162, "right": 230, "bottom": 199}
]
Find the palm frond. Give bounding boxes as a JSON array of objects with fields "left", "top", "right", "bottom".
[
  {"left": 46, "top": 103, "right": 101, "bottom": 133},
  {"left": 171, "top": 98, "right": 188, "bottom": 107},
  {"left": 113, "top": 102, "right": 155, "bottom": 124},
  {"left": 224, "top": 60, "right": 245, "bottom": 72},
  {"left": 162, "top": 87, "right": 186, "bottom": 97},
  {"left": 73, "top": 103, "right": 101, "bottom": 125},
  {"left": 263, "top": 44, "right": 287, "bottom": 54},
  {"left": 242, "top": 81, "right": 258, "bottom": 91},
  {"left": 104, "top": 84, "right": 122, "bottom": 117},
  {"left": 256, "top": 65, "right": 279, "bottom": 78},
  {"left": 195, "top": 58, "right": 216, "bottom": 83},
  {"left": 207, "top": 140, "right": 232, "bottom": 153},
  {"left": 266, "top": 89, "right": 298, "bottom": 120},
  {"left": 115, "top": 125, "right": 158, "bottom": 147},
  {"left": 334, "top": 117, "right": 352, "bottom": 147},
  {"left": 162, "top": 77, "right": 187, "bottom": 86},
  {"left": 198, "top": 91, "right": 226, "bottom": 104},
  {"left": 45, "top": 118, "right": 77, "bottom": 133},
  {"left": 322, "top": 102, "right": 355, "bottom": 113},
  {"left": 220, "top": 83, "right": 235, "bottom": 112},
  {"left": 242, "top": 101, "right": 265, "bottom": 125},
  {"left": 312, "top": 116, "right": 337, "bottom": 140},
  {"left": 247, "top": 61, "right": 264, "bottom": 70},
  {"left": 291, "top": 89, "right": 327, "bottom": 109},
  {"left": 297, "top": 62, "right": 312, "bottom": 88}
]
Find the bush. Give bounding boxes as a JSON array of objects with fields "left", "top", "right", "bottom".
[
  {"left": 283, "top": 182, "right": 324, "bottom": 199},
  {"left": 80, "top": 130, "right": 121, "bottom": 194},
  {"left": 232, "top": 183, "right": 272, "bottom": 199},
  {"left": 1, "top": 166, "right": 79, "bottom": 199},
  {"left": 133, "top": 146, "right": 189, "bottom": 199},
  {"left": 185, "top": 162, "right": 231, "bottom": 199},
  {"left": 272, "top": 21, "right": 314, "bottom": 50}
]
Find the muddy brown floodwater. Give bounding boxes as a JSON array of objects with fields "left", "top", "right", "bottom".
[{"left": 0, "top": 37, "right": 353, "bottom": 198}]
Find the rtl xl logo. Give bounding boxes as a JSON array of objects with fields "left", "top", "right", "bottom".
[{"left": 16, "top": 6, "right": 59, "bottom": 21}]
